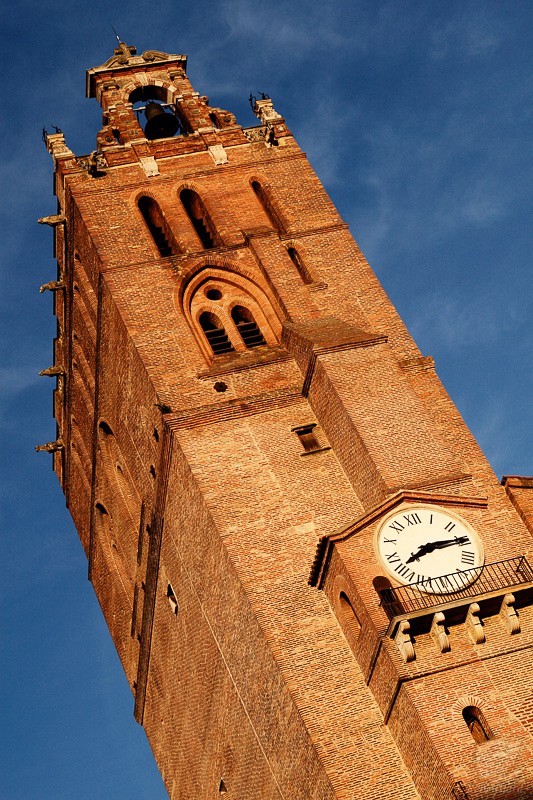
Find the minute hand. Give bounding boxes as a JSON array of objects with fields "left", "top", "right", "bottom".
[{"left": 406, "top": 536, "right": 469, "bottom": 563}]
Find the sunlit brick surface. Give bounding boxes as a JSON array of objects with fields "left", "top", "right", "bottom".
[{"left": 44, "top": 45, "right": 533, "bottom": 799}]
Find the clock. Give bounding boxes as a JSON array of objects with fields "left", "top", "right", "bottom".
[{"left": 375, "top": 505, "right": 484, "bottom": 594}]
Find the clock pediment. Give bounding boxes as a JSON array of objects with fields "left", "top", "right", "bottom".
[{"left": 309, "top": 490, "right": 487, "bottom": 589}]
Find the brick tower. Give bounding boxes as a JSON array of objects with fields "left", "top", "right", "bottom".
[{"left": 40, "top": 43, "right": 533, "bottom": 799}]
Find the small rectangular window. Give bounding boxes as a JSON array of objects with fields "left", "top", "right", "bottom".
[{"left": 292, "top": 423, "right": 330, "bottom": 455}]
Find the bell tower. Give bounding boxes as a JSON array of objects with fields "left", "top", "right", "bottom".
[{"left": 41, "top": 42, "right": 533, "bottom": 799}]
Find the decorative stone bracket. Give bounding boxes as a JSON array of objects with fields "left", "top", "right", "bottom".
[
  {"left": 430, "top": 611, "right": 450, "bottom": 653},
  {"left": 39, "top": 365, "right": 65, "bottom": 377},
  {"left": 499, "top": 593, "right": 520, "bottom": 634},
  {"left": 465, "top": 603, "right": 485, "bottom": 644},
  {"left": 394, "top": 619, "right": 415, "bottom": 662},
  {"left": 40, "top": 280, "right": 65, "bottom": 293}
]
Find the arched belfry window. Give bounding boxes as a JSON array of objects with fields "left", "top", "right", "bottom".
[
  {"left": 287, "top": 246, "right": 313, "bottom": 285},
  {"left": 180, "top": 189, "right": 220, "bottom": 249},
  {"left": 138, "top": 196, "right": 179, "bottom": 257},
  {"left": 182, "top": 266, "right": 282, "bottom": 362},
  {"left": 251, "top": 181, "right": 285, "bottom": 234},
  {"left": 199, "top": 312, "right": 235, "bottom": 355},
  {"left": 462, "top": 706, "right": 493, "bottom": 744},
  {"left": 231, "top": 306, "right": 266, "bottom": 348}
]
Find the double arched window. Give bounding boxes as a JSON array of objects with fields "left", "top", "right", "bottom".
[{"left": 182, "top": 267, "right": 281, "bottom": 361}]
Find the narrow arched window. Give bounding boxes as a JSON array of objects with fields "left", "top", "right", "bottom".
[
  {"left": 251, "top": 181, "right": 285, "bottom": 234},
  {"left": 180, "top": 189, "right": 219, "bottom": 249},
  {"left": 339, "top": 592, "right": 361, "bottom": 639},
  {"left": 199, "top": 312, "right": 235, "bottom": 355},
  {"left": 138, "top": 196, "right": 179, "bottom": 256},
  {"left": 287, "top": 246, "right": 313, "bottom": 284},
  {"left": 462, "top": 706, "right": 492, "bottom": 744},
  {"left": 231, "top": 306, "right": 266, "bottom": 348}
]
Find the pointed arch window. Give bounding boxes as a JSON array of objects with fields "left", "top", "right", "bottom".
[
  {"left": 180, "top": 189, "right": 220, "bottom": 249},
  {"left": 462, "top": 706, "right": 493, "bottom": 744},
  {"left": 287, "top": 246, "right": 313, "bottom": 285},
  {"left": 251, "top": 181, "right": 285, "bottom": 234},
  {"left": 231, "top": 306, "right": 266, "bottom": 348},
  {"left": 199, "top": 312, "right": 235, "bottom": 355},
  {"left": 138, "top": 196, "right": 179, "bottom": 257}
]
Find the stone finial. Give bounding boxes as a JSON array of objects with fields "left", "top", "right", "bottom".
[
  {"left": 465, "top": 603, "right": 485, "bottom": 644},
  {"left": 499, "top": 593, "right": 520, "bottom": 634},
  {"left": 394, "top": 619, "right": 415, "bottom": 662},
  {"left": 430, "top": 611, "right": 450, "bottom": 653}
]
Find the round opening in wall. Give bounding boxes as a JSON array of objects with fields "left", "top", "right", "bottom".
[{"left": 206, "top": 288, "right": 222, "bottom": 301}]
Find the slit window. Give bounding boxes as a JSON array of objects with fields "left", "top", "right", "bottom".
[
  {"left": 138, "top": 196, "right": 178, "bottom": 257},
  {"left": 251, "top": 181, "right": 285, "bottom": 233},
  {"left": 199, "top": 312, "right": 235, "bottom": 355},
  {"left": 462, "top": 706, "right": 492, "bottom": 744},
  {"left": 167, "top": 583, "right": 178, "bottom": 616},
  {"left": 287, "top": 247, "right": 313, "bottom": 284},
  {"left": 231, "top": 306, "right": 266, "bottom": 348},
  {"left": 180, "top": 189, "right": 219, "bottom": 249}
]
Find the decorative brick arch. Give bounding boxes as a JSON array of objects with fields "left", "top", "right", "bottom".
[
  {"left": 121, "top": 80, "right": 178, "bottom": 106},
  {"left": 179, "top": 262, "right": 283, "bottom": 361}
]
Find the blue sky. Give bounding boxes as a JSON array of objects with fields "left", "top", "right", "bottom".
[{"left": 2, "top": 2, "right": 532, "bottom": 798}]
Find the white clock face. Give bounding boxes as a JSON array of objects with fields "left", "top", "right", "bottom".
[{"left": 375, "top": 505, "right": 484, "bottom": 594}]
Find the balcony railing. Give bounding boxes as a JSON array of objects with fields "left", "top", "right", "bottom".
[{"left": 380, "top": 556, "right": 533, "bottom": 619}]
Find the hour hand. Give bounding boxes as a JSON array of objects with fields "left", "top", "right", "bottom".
[{"left": 406, "top": 545, "right": 431, "bottom": 563}]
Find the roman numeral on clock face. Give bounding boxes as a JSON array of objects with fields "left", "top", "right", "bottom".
[
  {"left": 444, "top": 521, "right": 456, "bottom": 532},
  {"left": 461, "top": 550, "right": 476, "bottom": 566},
  {"left": 403, "top": 512, "right": 422, "bottom": 525}
]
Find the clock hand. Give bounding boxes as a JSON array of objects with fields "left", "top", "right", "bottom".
[{"left": 405, "top": 536, "right": 470, "bottom": 563}]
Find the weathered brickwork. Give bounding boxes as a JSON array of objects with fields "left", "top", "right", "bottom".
[{"left": 41, "top": 43, "right": 533, "bottom": 799}]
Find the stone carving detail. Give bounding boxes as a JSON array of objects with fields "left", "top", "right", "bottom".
[
  {"left": 39, "top": 365, "right": 64, "bottom": 377},
  {"left": 499, "top": 593, "right": 520, "bottom": 634},
  {"left": 139, "top": 156, "right": 160, "bottom": 177},
  {"left": 253, "top": 98, "right": 283, "bottom": 124},
  {"left": 38, "top": 214, "right": 65, "bottom": 227},
  {"left": 465, "top": 603, "right": 485, "bottom": 644},
  {"left": 39, "top": 280, "right": 65, "bottom": 293},
  {"left": 395, "top": 619, "right": 415, "bottom": 662},
  {"left": 77, "top": 151, "right": 107, "bottom": 177},
  {"left": 35, "top": 439, "right": 64, "bottom": 453},
  {"left": 208, "top": 144, "right": 228, "bottom": 165},
  {"left": 430, "top": 611, "right": 450, "bottom": 653}
]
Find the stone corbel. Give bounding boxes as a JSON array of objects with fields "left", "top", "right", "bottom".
[
  {"left": 499, "top": 593, "right": 520, "bottom": 634},
  {"left": 465, "top": 602, "right": 485, "bottom": 644},
  {"left": 430, "top": 611, "right": 450, "bottom": 653},
  {"left": 207, "top": 144, "right": 228, "bottom": 165},
  {"left": 394, "top": 619, "right": 415, "bottom": 662}
]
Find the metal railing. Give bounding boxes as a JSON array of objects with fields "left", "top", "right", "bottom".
[{"left": 380, "top": 556, "right": 533, "bottom": 618}]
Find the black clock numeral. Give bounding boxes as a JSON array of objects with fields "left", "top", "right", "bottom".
[
  {"left": 403, "top": 512, "right": 422, "bottom": 526},
  {"left": 383, "top": 537, "right": 397, "bottom": 544},
  {"left": 429, "top": 513, "right": 433, "bottom": 524},
  {"left": 385, "top": 551, "right": 401, "bottom": 564},
  {"left": 394, "top": 564, "right": 416, "bottom": 582},
  {"left": 388, "top": 521, "right": 405, "bottom": 534},
  {"left": 444, "top": 521, "right": 456, "bottom": 533},
  {"left": 461, "top": 550, "right": 476, "bottom": 566}
]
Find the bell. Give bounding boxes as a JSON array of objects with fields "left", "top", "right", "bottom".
[{"left": 144, "top": 103, "right": 179, "bottom": 140}]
